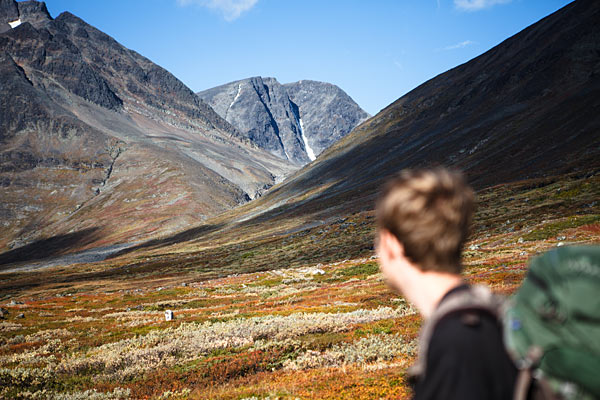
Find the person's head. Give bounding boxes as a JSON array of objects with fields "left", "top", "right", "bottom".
[{"left": 375, "top": 168, "right": 474, "bottom": 298}]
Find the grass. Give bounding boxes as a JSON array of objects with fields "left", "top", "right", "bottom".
[{"left": 0, "top": 173, "right": 598, "bottom": 399}]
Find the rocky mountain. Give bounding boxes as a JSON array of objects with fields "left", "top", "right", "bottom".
[
  {"left": 230, "top": 0, "right": 600, "bottom": 225},
  {"left": 198, "top": 77, "right": 370, "bottom": 165},
  {"left": 0, "top": 0, "right": 295, "bottom": 256}
]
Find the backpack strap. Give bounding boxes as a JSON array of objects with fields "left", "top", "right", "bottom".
[
  {"left": 514, "top": 346, "right": 564, "bottom": 400},
  {"left": 408, "top": 285, "right": 505, "bottom": 381}
]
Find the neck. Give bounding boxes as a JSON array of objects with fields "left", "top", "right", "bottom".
[{"left": 410, "top": 272, "right": 463, "bottom": 319}]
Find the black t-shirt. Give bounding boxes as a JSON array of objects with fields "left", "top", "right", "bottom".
[{"left": 413, "top": 285, "right": 518, "bottom": 400}]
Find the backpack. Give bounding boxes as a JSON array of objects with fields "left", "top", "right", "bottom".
[{"left": 504, "top": 245, "right": 600, "bottom": 400}]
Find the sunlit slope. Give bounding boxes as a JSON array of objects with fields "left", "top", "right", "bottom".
[{"left": 0, "top": 1, "right": 295, "bottom": 254}]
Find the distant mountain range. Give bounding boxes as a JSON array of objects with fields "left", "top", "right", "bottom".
[
  {"left": 0, "top": 0, "right": 298, "bottom": 252},
  {"left": 232, "top": 0, "right": 600, "bottom": 225},
  {"left": 198, "top": 77, "right": 370, "bottom": 165}
]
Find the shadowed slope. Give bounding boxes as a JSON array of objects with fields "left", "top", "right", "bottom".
[{"left": 236, "top": 0, "right": 600, "bottom": 224}]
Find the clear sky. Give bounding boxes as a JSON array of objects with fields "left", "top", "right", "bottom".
[{"left": 43, "top": 0, "right": 573, "bottom": 115}]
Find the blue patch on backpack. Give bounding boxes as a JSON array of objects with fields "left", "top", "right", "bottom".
[{"left": 511, "top": 319, "right": 521, "bottom": 330}]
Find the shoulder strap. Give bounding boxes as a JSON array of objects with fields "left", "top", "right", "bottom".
[{"left": 408, "top": 285, "right": 505, "bottom": 381}]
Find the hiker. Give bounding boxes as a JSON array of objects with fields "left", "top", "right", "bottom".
[{"left": 375, "top": 168, "right": 517, "bottom": 400}]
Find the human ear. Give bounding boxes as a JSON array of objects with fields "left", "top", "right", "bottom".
[{"left": 379, "top": 230, "right": 404, "bottom": 261}]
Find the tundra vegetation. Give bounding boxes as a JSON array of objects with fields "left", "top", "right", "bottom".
[{"left": 0, "top": 173, "right": 599, "bottom": 399}]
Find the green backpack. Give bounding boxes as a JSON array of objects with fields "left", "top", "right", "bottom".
[{"left": 504, "top": 245, "right": 600, "bottom": 400}]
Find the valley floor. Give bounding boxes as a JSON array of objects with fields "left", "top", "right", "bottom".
[{"left": 0, "top": 173, "right": 598, "bottom": 399}]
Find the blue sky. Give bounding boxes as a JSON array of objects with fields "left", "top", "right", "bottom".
[{"left": 44, "top": 0, "right": 573, "bottom": 115}]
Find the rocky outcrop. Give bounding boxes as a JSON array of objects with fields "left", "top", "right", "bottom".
[
  {"left": 0, "top": 0, "right": 19, "bottom": 33},
  {"left": 50, "top": 11, "right": 240, "bottom": 136},
  {"left": 198, "top": 77, "right": 369, "bottom": 165},
  {"left": 16, "top": 0, "right": 51, "bottom": 27},
  {"left": 199, "top": 77, "right": 309, "bottom": 165}
]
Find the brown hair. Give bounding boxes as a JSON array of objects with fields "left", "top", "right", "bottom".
[{"left": 376, "top": 168, "right": 474, "bottom": 274}]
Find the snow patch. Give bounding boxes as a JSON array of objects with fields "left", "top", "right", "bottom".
[
  {"left": 229, "top": 83, "right": 242, "bottom": 110},
  {"left": 299, "top": 118, "right": 316, "bottom": 161},
  {"left": 8, "top": 19, "right": 22, "bottom": 29}
]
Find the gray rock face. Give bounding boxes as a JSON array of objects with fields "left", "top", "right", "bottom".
[
  {"left": 283, "top": 80, "right": 370, "bottom": 157},
  {"left": 17, "top": 0, "right": 51, "bottom": 27},
  {"left": 198, "top": 77, "right": 369, "bottom": 165},
  {"left": 0, "top": 0, "right": 51, "bottom": 33}
]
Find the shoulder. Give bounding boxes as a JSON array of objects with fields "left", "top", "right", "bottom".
[
  {"left": 412, "top": 286, "right": 518, "bottom": 400},
  {"left": 428, "top": 310, "right": 502, "bottom": 359},
  {"left": 426, "top": 284, "right": 505, "bottom": 355},
  {"left": 414, "top": 310, "right": 517, "bottom": 400}
]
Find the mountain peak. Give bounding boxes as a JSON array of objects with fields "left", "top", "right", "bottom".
[
  {"left": 198, "top": 77, "right": 369, "bottom": 164},
  {"left": 250, "top": 0, "right": 600, "bottom": 223},
  {"left": 17, "top": 1, "right": 51, "bottom": 16},
  {"left": 16, "top": 1, "right": 52, "bottom": 26},
  {"left": 0, "top": 0, "right": 19, "bottom": 20},
  {"left": 0, "top": 3, "right": 296, "bottom": 254},
  {"left": 0, "top": 0, "right": 19, "bottom": 32},
  {"left": 55, "top": 11, "right": 86, "bottom": 25}
]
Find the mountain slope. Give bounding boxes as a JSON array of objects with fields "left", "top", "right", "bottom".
[
  {"left": 198, "top": 77, "right": 369, "bottom": 165},
  {"left": 0, "top": 0, "right": 295, "bottom": 255}
]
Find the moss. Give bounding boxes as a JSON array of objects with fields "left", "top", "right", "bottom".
[
  {"left": 354, "top": 320, "right": 394, "bottom": 337},
  {"left": 182, "top": 298, "right": 222, "bottom": 309},
  {"left": 339, "top": 262, "right": 379, "bottom": 278},
  {"left": 371, "top": 320, "right": 394, "bottom": 335},
  {"left": 522, "top": 214, "right": 600, "bottom": 241},
  {"left": 130, "top": 325, "right": 162, "bottom": 336},
  {"left": 387, "top": 377, "right": 403, "bottom": 387},
  {"left": 554, "top": 187, "right": 581, "bottom": 199}
]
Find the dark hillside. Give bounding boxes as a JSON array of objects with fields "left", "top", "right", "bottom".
[{"left": 246, "top": 0, "right": 599, "bottom": 222}]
